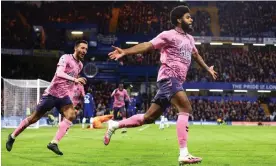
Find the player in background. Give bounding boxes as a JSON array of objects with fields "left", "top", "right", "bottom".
[
  {"left": 127, "top": 94, "right": 137, "bottom": 117},
  {"left": 6, "top": 40, "right": 88, "bottom": 156},
  {"left": 103, "top": 6, "right": 217, "bottom": 165},
  {"left": 160, "top": 107, "right": 170, "bottom": 130},
  {"left": 82, "top": 88, "right": 113, "bottom": 129},
  {"left": 111, "top": 83, "right": 130, "bottom": 133},
  {"left": 159, "top": 110, "right": 169, "bottom": 130},
  {"left": 159, "top": 115, "right": 165, "bottom": 130},
  {"left": 82, "top": 88, "right": 95, "bottom": 129}
]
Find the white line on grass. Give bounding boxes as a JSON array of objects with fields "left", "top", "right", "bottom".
[{"left": 138, "top": 125, "right": 149, "bottom": 131}]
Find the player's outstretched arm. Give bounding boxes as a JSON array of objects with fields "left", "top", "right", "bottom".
[
  {"left": 108, "top": 42, "right": 153, "bottom": 61},
  {"left": 192, "top": 52, "right": 218, "bottom": 80},
  {"left": 109, "top": 30, "right": 170, "bottom": 61},
  {"left": 123, "top": 42, "right": 153, "bottom": 55}
]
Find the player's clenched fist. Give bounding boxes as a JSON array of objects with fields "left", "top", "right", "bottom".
[{"left": 74, "top": 77, "right": 87, "bottom": 85}]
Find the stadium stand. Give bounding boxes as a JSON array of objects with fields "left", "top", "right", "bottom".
[{"left": 1, "top": 1, "right": 276, "bottom": 122}]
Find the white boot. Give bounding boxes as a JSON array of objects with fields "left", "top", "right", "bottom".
[{"left": 103, "top": 120, "right": 119, "bottom": 145}]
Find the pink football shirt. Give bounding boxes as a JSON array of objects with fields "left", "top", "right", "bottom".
[
  {"left": 112, "top": 89, "right": 130, "bottom": 108},
  {"left": 70, "top": 83, "right": 85, "bottom": 107},
  {"left": 45, "top": 54, "right": 83, "bottom": 98},
  {"left": 150, "top": 27, "right": 198, "bottom": 83}
]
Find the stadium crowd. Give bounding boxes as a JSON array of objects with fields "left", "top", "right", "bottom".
[
  {"left": 187, "top": 47, "right": 276, "bottom": 83},
  {"left": 120, "top": 50, "right": 161, "bottom": 66},
  {"left": 1, "top": 56, "right": 57, "bottom": 81},
  {"left": 2, "top": 1, "right": 276, "bottom": 50},
  {"left": 117, "top": 1, "right": 212, "bottom": 36},
  {"left": 119, "top": 46, "right": 276, "bottom": 83},
  {"left": 217, "top": 1, "right": 276, "bottom": 37},
  {"left": 2, "top": 46, "right": 276, "bottom": 84},
  {"left": 1, "top": 1, "right": 113, "bottom": 49},
  {"left": 190, "top": 99, "right": 271, "bottom": 122},
  {"left": 116, "top": 1, "right": 276, "bottom": 37},
  {"left": 2, "top": 87, "right": 276, "bottom": 122},
  {"left": 165, "top": 99, "right": 275, "bottom": 122},
  {"left": 1, "top": 77, "right": 275, "bottom": 122},
  {"left": 2, "top": 2, "right": 33, "bottom": 49},
  {"left": 83, "top": 85, "right": 276, "bottom": 122},
  {"left": 2, "top": 1, "right": 276, "bottom": 122}
]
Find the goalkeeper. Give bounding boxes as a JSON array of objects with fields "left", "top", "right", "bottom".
[{"left": 87, "top": 114, "right": 114, "bottom": 129}]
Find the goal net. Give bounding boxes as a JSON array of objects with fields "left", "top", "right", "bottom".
[{"left": 2, "top": 78, "right": 51, "bottom": 128}]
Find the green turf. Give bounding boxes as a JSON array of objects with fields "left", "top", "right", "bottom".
[{"left": 1, "top": 124, "right": 276, "bottom": 166}]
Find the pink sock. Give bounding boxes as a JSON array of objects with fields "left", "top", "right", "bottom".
[
  {"left": 119, "top": 114, "right": 144, "bottom": 128},
  {"left": 177, "top": 112, "right": 189, "bottom": 148},
  {"left": 12, "top": 118, "right": 30, "bottom": 138},
  {"left": 53, "top": 118, "right": 72, "bottom": 143}
]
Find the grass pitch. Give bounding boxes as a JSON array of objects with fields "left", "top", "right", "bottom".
[{"left": 1, "top": 124, "right": 276, "bottom": 166}]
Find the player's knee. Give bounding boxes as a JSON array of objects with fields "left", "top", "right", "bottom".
[
  {"left": 27, "top": 113, "right": 40, "bottom": 124},
  {"left": 64, "top": 110, "right": 76, "bottom": 121},
  {"left": 67, "top": 113, "right": 76, "bottom": 121},
  {"left": 186, "top": 105, "right": 193, "bottom": 113},
  {"left": 28, "top": 116, "right": 38, "bottom": 124},
  {"left": 177, "top": 105, "right": 192, "bottom": 114}
]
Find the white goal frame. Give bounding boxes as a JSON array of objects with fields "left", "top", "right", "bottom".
[{"left": 2, "top": 78, "right": 51, "bottom": 128}]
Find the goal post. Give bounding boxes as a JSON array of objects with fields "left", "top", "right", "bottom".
[{"left": 2, "top": 78, "right": 51, "bottom": 128}]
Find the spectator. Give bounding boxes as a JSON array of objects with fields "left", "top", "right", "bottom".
[{"left": 217, "top": 1, "right": 276, "bottom": 37}]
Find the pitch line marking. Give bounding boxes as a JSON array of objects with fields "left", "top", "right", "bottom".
[{"left": 138, "top": 125, "right": 149, "bottom": 131}]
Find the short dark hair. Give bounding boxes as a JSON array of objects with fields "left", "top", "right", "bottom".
[
  {"left": 75, "top": 40, "right": 88, "bottom": 47},
  {"left": 118, "top": 83, "right": 124, "bottom": 87},
  {"left": 88, "top": 88, "right": 92, "bottom": 93},
  {"left": 170, "top": 5, "right": 190, "bottom": 27}
]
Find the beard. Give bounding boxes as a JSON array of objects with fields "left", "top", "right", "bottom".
[
  {"left": 181, "top": 20, "right": 193, "bottom": 33},
  {"left": 79, "top": 55, "right": 84, "bottom": 61},
  {"left": 77, "top": 50, "right": 84, "bottom": 60}
]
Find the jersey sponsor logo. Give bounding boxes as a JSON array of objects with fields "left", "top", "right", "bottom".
[
  {"left": 179, "top": 44, "right": 192, "bottom": 62},
  {"left": 118, "top": 96, "right": 124, "bottom": 101}
]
